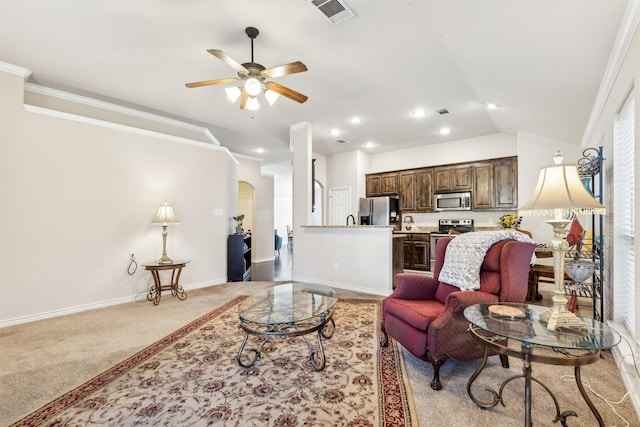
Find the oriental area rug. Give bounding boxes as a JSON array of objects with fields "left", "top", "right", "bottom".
[{"left": 10, "top": 297, "right": 416, "bottom": 427}]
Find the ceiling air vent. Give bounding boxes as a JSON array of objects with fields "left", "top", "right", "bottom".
[
  {"left": 437, "top": 108, "right": 450, "bottom": 115},
  {"left": 309, "top": 0, "right": 355, "bottom": 25}
]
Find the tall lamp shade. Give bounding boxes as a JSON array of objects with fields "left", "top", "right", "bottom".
[
  {"left": 519, "top": 151, "right": 605, "bottom": 330},
  {"left": 151, "top": 201, "right": 180, "bottom": 264}
]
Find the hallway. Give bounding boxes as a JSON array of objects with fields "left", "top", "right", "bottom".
[{"left": 251, "top": 245, "right": 293, "bottom": 282}]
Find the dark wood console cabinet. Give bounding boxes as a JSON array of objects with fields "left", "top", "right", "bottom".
[{"left": 227, "top": 234, "right": 251, "bottom": 281}]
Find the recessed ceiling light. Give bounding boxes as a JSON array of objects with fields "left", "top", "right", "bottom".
[
  {"left": 255, "top": 148, "right": 264, "bottom": 154},
  {"left": 410, "top": 109, "right": 427, "bottom": 118},
  {"left": 350, "top": 116, "right": 362, "bottom": 124},
  {"left": 486, "top": 103, "right": 499, "bottom": 110},
  {"left": 364, "top": 141, "right": 376, "bottom": 149},
  {"left": 330, "top": 128, "right": 341, "bottom": 136},
  {"left": 439, "top": 127, "right": 451, "bottom": 135}
]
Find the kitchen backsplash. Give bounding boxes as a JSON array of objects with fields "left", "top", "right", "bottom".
[{"left": 403, "top": 211, "right": 519, "bottom": 230}]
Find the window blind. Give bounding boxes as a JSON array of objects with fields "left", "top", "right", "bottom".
[{"left": 613, "top": 96, "right": 635, "bottom": 334}]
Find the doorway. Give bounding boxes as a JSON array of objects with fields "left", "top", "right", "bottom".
[
  {"left": 328, "top": 187, "right": 351, "bottom": 225},
  {"left": 238, "top": 181, "right": 254, "bottom": 234},
  {"left": 312, "top": 180, "right": 324, "bottom": 225}
]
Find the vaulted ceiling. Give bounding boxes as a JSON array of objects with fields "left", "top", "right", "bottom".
[{"left": 0, "top": 1, "right": 629, "bottom": 165}]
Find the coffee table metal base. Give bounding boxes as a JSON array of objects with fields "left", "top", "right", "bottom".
[
  {"left": 467, "top": 324, "right": 603, "bottom": 427},
  {"left": 237, "top": 315, "right": 335, "bottom": 371}
]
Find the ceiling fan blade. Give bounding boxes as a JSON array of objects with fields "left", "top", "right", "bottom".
[
  {"left": 185, "top": 78, "right": 238, "bottom": 88},
  {"left": 207, "top": 49, "right": 249, "bottom": 75},
  {"left": 261, "top": 61, "right": 308, "bottom": 79},
  {"left": 265, "top": 81, "right": 308, "bottom": 104},
  {"left": 239, "top": 90, "right": 249, "bottom": 110}
]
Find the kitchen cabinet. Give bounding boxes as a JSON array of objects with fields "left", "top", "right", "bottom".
[
  {"left": 493, "top": 157, "right": 518, "bottom": 209},
  {"left": 434, "top": 165, "right": 473, "bottom": 192},
  {"left": 398, "top": 171, "right": 416, "bottom": 210},
  {"left": 366, "top": 172, "right": 398, "bottom": 197},
  {"left": 472, "top": 162, "right": 494, "bottom": 209},
  {"left": 415, "top": 168, "right": 434, "bottom": 211},
  {"left": 403, "top": 233, "right": 429, "bottom": 271},
  {"left": 398, "top": 168, "right": 433, "bottom": 213},
  {"left": 367, "top": 156, "right": 515, "bottom": 211},
  {"left": 365, "top": 174, "right": 381, "bottom": 196},
  {"left": 472, "top": 157, "right": 518, "bottom": 211}
]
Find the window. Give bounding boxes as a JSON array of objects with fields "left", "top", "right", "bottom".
[{"left": 613, "top": 95, "right": 635, "bottom": 334}]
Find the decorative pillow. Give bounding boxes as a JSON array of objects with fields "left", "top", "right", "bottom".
[{"left": 566, "top": 218, "right": 584, "bottom": 246}]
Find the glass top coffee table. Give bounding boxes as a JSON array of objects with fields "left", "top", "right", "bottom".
[
  {"left": 237, "top": 282, "right": 338, "bottom": 371},
  {"left": 464, "top": 303, "right": 620, "bottom": 427}
]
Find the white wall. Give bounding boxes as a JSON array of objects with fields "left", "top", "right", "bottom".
[
  {"left": 0, "top": 68, "right": 236, "bottom": 325},
  {"left": 517, "top": 130, "right": 584, "bottom": 243},
  {"left": 327, "top": 150, "right": 362, "bottom": 219},
  {"left": 236, "top": 156, "right": 275, "bottom": 262},
  {"left": 262, "top": 161, "right": 292, "bottom": 245},
  {"left": 580, "top": 6, "right": 639, "bottom": 411},
  {"left": 369, "top": 133, "right": 518, "bottom": 172}
]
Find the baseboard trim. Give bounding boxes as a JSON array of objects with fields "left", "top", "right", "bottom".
[
  {"left": 0, "top": 279, "right": 227, "bottom": 328},
  {"left": 291, "top": 275, "right": 392, "bottom": 297},
  {"left": 608, "top": 321, "right": 640, "bottom": 418}
]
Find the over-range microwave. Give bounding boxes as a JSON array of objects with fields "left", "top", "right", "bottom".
[{"left": 434, "top": 191, "right": 472, "bottom": 211}]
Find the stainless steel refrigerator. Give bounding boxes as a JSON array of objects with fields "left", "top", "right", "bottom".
[{"left": 358, "top": 196, "right": 400, "bottom": 226}]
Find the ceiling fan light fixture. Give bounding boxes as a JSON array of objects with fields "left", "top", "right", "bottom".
[
  {"left": 246, "top": 96, "right": 260, "bottom": 111},
  {"left": 244, "top": 78, "right": 262, "bottom": 97},
  {"left": 265, "top": 89, "right": 280, "bottom": 106},
  {"left": 225, "top": 86, "right": 242, "bottom": 102}
]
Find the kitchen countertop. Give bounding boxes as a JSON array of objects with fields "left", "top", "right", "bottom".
[
  {"left": 301, "top": 225, "right": 395, "bottom": 229},
  {"left": 394, "top": 227, "right": 437, "bottom": 234}
]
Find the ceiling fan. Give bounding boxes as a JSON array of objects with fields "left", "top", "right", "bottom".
[{"left": 185, "top": 27, "right": 308, "bottom": 110}]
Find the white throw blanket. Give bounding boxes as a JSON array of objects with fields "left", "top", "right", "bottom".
[{"left": 438, "top": 230, "right": 537, "bottom": 291}]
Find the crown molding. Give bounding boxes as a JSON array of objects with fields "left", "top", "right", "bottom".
[
  {"left": 23, "top": 81, "right": 221, "bottom": 146},
  {"left": 581, "top": 0, "right": 640, "bottom": 146},
  {"left": 0, "top": 62, "right": 32, "bottom": 79}
]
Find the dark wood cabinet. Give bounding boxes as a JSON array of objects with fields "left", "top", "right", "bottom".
[
  {"left": 365, "top": 172, "right": 398, "bottom": 197},
  {"left": 434, "top": 165, "right": 473, "bottom": 192},
  {"left": 415, "top": 168, "right": 434, "bottom": 211},
  {"left": 380, "top": 172, "right": 399, "bottom": 195},
  {"left": 399, "top": 168, "right": 433, "bottom": 213},
  {"left": 367, "top": 156, "right": 516, "bottom": 211},
  {"left": 472, "top": 162, "right": 494, "bottom": 209},
  {"left": 365, "top": 174, "right": 381, "bottom": 197},
  {"left": 403, "top": 233, "right": 429, "bottom": 271},
  {"left": 227, "top": 234, "right": 251, "bottom": 281},
  {"left": 398, "top": 171, "right": 415, "bottom": 211},
  {"left": 472, "top": 156, "right": 518, "bottom": 210},
  {"left": 493, "top": 157, "right": 518, "bottom": 209}
]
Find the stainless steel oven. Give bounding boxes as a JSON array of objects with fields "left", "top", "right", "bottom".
[{"left": 429, "top": 219, "right": 474, "bottom": 270}]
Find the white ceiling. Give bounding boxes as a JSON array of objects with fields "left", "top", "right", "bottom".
[{"left": 0, "top": 1, "right": 629, "bottom": 165}]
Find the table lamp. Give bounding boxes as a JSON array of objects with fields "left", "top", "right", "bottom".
[
  {"left": 151, "top": 201, "right": 180, "bottom": 264},
  {"left": 519, "top": 151, "right": 605, "bottom": 330}
]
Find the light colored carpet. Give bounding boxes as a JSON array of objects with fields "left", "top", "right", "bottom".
[
  {"left": 1, "top": 281, "right": 638, "bottom": 426},
  {"left": 5, "top": 296, "right": 415, "bottom": 426}
]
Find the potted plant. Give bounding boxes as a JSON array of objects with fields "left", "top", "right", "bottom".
[{"left": 233, "top": 214, "right": 245, "bottom": 235}]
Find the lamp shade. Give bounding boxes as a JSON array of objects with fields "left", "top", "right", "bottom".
[
  {"left": 519, "top": 163, "right": 605, "bottom": 217},
  {"left": 151, "top": 202, "right": 179, "bottom": 225},
  {"left": 246, "top": 96, "right": 260, "bottom": 111},
  {"left": 225, "top": 86, "right": 242, "bottom": 103}
]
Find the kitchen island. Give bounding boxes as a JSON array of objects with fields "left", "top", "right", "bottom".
[{"left": 293, "top": 225, "right": 403, "bottom": 295}]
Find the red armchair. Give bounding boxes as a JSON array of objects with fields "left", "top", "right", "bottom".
[{"left": 381, "top": 236, "right": 535, "bottom": 390}]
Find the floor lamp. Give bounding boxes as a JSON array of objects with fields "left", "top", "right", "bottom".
[
  {"left": 519, "top": 151, "right": 605, "bottom": 331},
  {"left": 151, "top": 201, "right": 180, "bottom": 264}
]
